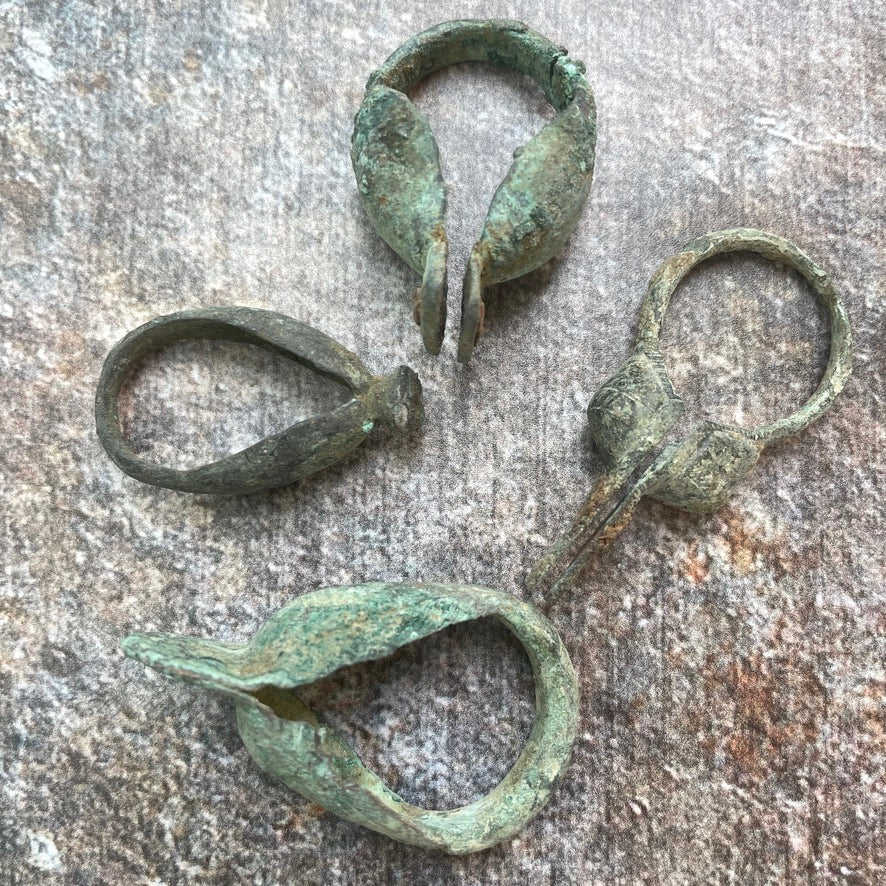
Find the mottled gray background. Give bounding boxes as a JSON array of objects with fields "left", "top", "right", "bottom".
[{"left": 1, "top": 0, "right": 883, "bottom": 883}]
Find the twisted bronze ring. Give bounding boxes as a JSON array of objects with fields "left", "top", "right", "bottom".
[
  {"left": 95, "top": 307, "right": 423, "bottom": 495},
  {"left": 123, "top": 582, "right": 579, "bottom": 854},
  {"left": 352, "top": 19, "right": 596, "bottom": 361}
]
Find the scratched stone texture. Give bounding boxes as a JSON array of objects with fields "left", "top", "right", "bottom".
[{"left": 1, "top": 0, "right": 883, "bottom": 883}]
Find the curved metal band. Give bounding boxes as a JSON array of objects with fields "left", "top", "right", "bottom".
[
  {"left": 369, "top": 19, "right": 594, "bottom": 115},
  {"left": 94, "top": 307, "right": 423, "bottom": 495},
  {"left": 122, "top": 582, "right": 579, "bottom": 855},
  {"left": 636, "top": 228, "right": 852, "bottom": 443}
]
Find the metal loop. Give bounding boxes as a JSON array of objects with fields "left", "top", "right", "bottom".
[
  {"left": 352, "top": 19, "right": 596, "bottom": 361},
  {"left": 528, "top": 229, "right": 853, "bottom": 597},
  {"left": 122, "top": 582, "right": 579, "bottom": 854},
  {"left": 637, "top": 228, "right": 852, "bottom": 443},
  {"left": 95, "top": 307, "right": 423, "bottom": 495}
]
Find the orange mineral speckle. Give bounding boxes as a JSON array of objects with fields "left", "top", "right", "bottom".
[
  {"left": 704, "top": 651, "right": 823, "bottom": 782},
  {"left": 717, "top": 508, "right": 819, "bottom": 580},
  {"left": 682, "top": 542, "right": 710, "bottom": 583}
]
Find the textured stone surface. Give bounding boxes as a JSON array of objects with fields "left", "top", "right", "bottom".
[{"left": 1, "top": 1, "right": 883, "bottom": 883}]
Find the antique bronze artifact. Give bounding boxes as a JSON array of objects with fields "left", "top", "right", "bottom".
[
  {"left": 351, "top": 19, "right": 597, "bottom": 361},
  {"left": 95, "top": 307, "right": 424, "bottom": 494},
  {"left": 122, "top": 582, "right": 579, "bottom": 854},
  {"left": 529, "top": 228, "right": 853, "bottom": 597}
]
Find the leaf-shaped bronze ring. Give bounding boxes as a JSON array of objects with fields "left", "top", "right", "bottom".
[
  {"left": 529, "top": 228, "right": 853, "bottom": 597},
  {"left": 122, "top": 582, "right": 579, "bottom": 854},
  {"left": 352, "top": 19, "right": 596, "bottom": 362},
  {"left": 94, "top": 307, "right": 424, "bottom": 495}
]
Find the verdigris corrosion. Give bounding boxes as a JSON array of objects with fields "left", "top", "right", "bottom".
[
  {"left": 529, "top": 228, "right": 853, "bottom": 597},
  {"left": 122, "top": 582, "right": 579, "bottom": 854},
  {"left": 352, "top": 19, "right": 596, "bottom": 361},
  {"left": 95, "top": 307, "right": 423, "bottom": 494}
]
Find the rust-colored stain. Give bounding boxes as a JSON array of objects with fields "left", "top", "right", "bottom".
[
  {"left": 71, "top": 71, "right": 110, "bottom": 93},
  {"left": 182, "top": 49, "right": 201, "bottom": 72},
  {"left": 717, "top": 508, "right": 820, "bottom": 579},
  {"left": 707, "top": 651, "right": 823, "bottom": 781},
  {"left": 858, "top": 679, "right": 886, "bottom": 741},
  {"left": 681, "top": 541, "right": 710, "bottom": 584},
  {"left": 280, "top": 803, "right": 328, "bottom": 835}
]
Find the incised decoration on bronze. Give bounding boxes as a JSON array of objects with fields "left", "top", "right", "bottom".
[
  {"left": 123, "top": 582, "right": 579, "bottom": 854},
  {"left": 95, "top": 307, "right": 423, "bottom": 495},
  {"left": 529, "top": 228, "right": 853, "bottom": 597},
  {"left": 351, "top": 19, "right": 596, "bottom": 361}
]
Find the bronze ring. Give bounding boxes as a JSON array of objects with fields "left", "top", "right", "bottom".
[
  {"left": 352, "top": 18, "right": 596, "bottom": 361},
  {"left": 95, "top": 306, "right": 423, "bottom": 494}
]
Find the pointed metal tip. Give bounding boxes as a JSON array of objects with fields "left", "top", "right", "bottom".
[
  {"left": 121, "top": 631, "right": 203, "bottom": 672},
  {"left": 121, "top": 632, "right": 155, "bottom": 663},
  {"left": 525, "top": 540, "right": 593, "bottom": 605},
  {"left": 458, "top": 246, "right": 486, "bottom": 364},
  {"left": 121, "top": 631, "right": 246, "bottom": 693},
  {"left": 418, "top": 231, "right": 448, "bottom": 355},
  {"left": 527, "top": 468, "right": 649, "bottom": 601}
]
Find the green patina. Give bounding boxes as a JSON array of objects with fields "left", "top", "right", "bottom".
[
  {"left": 529, "top": 228, "right": 853, "bottom": 597},
  {"left": 351, "top": 19, "right": 596, "bottom": 361},
  {"left": 122, "top": 582, "right": 579, "bottom": 854},
  {"left": 94, "top": 306, "right": 423, "bottom": 495}
]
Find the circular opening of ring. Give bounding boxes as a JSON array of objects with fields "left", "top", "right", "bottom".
[
  {"left": 659, "top": 252, "right": 830, "bottom": 431},
  {"left": 287, "top": 617, "right": 535, "bottom": 810},
  {"left": 119, "top": 339, "right": 349, "bottom": 470}
]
